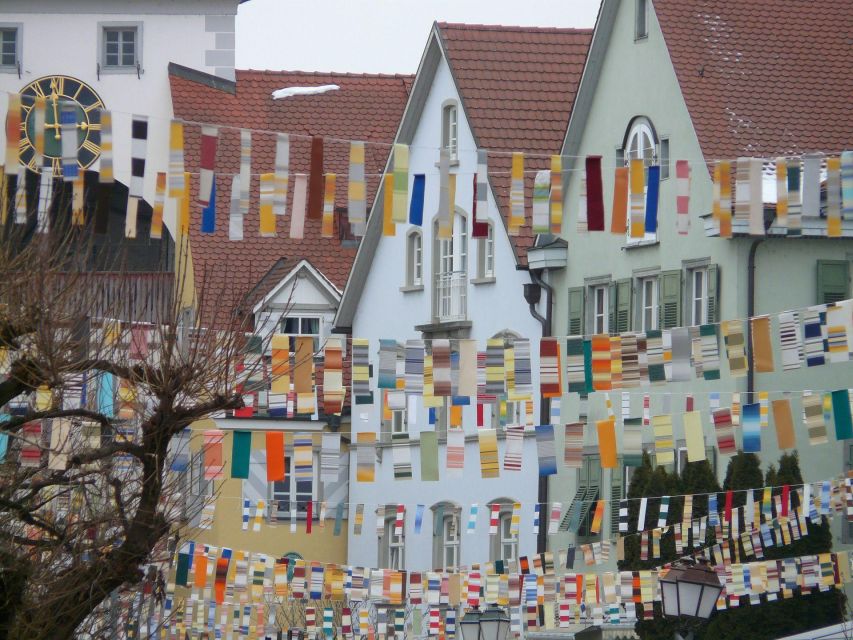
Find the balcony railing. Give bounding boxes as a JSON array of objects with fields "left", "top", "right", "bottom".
[
  {"left": 54, "top": 272, "right": 175, "bottom": 323},
  {"left": 434, "top": 270, "right": 467, "bottom": 322}
]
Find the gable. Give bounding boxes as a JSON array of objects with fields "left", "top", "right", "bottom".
[{"left": 254, "top": 260, "right": 341, "bottom": 314}]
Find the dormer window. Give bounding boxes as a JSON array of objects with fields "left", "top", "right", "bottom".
[{"left": 441, "top": 101, "right": 458, "bottom": 161}]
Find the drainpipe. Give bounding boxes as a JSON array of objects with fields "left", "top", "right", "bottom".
[
  {"left": 527, "top": 268, "right": 552, "bottom": 554},
  {"left": 746, "top": 238, "right": 764, "bottom": 403}
]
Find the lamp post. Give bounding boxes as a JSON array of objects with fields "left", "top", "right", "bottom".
[
  {"left": 659, "top": 559, "right": 724, "bottom": 640},
  {"left": 460, "top": 605, "right": 510, "bottom": 640}
]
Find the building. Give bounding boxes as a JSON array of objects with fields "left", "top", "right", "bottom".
[
  {"left": 334, "top": 22, "right": 591, "bottom": 571},
  {"left": 0, "top": 0, "right": 246, "bottom": 241},
  {"left": 169, "top": 64, "right": 411, "bottom": 563},
  {"left": 544, "top": 0, "right": 853, "bottom": 566}
]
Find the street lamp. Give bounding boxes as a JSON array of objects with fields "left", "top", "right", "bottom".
[
  {"left": 660, "top": 558, "right": 724, "bottom": 639},
  {"left": 460, "top": 605, "right": 510, "bottom": 640}
]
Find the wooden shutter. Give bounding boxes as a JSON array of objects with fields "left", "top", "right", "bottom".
[
  {"left": 615, "top": 279, "right": 632, "bottom": 333},
  {"left": 817, "top": 260, "right": 850, "bottom": 305},
  {"left": 608, "top": 282, "right": 617, "bottom": 333},
  {"left": 609, "top": 460, "right": 624, "bottom": 537},
  {"left": 567, "top": 287, "right": 585, "bottom": 336},
  {"left": 658, "top": 270, "right": 682, "bottom": 329},
  {"left": 706, "top": 264, "right": 719, "bottom": 323}
]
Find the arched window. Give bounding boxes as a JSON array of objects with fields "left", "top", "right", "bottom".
[
  {"left": 623, "top": 116, "right": 658, "bottom": 167},
  {"left": 406, "top": 228, "right": 423, "bottom": 287},
  {"left": 476, "top": 221, "right": 495, "bottom": 280},
  {"left": 441, "top": 100, "right": 459, "bottom": 161},
  {"left": 488, "top": 498, "right": 518, "bottom": 564},
  {"left": 432, "top": 210, "right": 468, "bottom": 322},
  {"left": 431, "top": 502, "right": 461, "bottom": 570}
]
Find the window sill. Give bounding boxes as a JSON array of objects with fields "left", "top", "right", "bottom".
[
  {"left": 434, "top": 159, "right": 461, "bottom": 169},
  {"left": 634, "top": 35, "right": 649, "bottom": 43},
  {"left": 99, "top": 66, "right": 142, "bottom": 75},
  {"left": 623, "top": 239, "right": 660, "bottom": 250},
  {"left": 470, "top": 276, "right": 496, "bottom": 285},
  {"left": 399, "top": 284, "right": 424, "bottom": 293},
  {"left": 0, "top": 66, "right": 19, "bottom": 74}
]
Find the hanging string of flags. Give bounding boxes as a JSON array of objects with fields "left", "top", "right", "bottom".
[
  {"left": 3, "top": 93, "right": 852, "bottom": 241},
  {"left": 155, "top": 542, "right": 852, "bottom": 638}
]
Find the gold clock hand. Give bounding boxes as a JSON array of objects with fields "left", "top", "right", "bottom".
[{"left": 49, "top": 79, "right": 61, "bottom": 141}]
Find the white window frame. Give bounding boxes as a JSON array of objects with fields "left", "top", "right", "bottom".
[
  {"left": 270, "top": 452, "right": 320, "bottom": 521},
  {"left": 689, "top": 267, "right": 708, "bottom": 326},
  {"left": 639, "top": 276, "right": 659, "bottom": 332},
  {"left": 0, "top": 24, "right": 22, "bottom": 73},
  {"left": 379, "top": 513, "right": 405, "bottom": 570},
  {"left": 406, "top": 229, "right": 423, "bottom": 288},
  {"left": 433, "top": 212, "right": 468, "bottom": 322},
  {"left": 592, "top": 285, "right": 609, "bottom": 334},
  {"left": 635, "top": 0, "right": 648, "bottom": 40},
  {"left": 489, "top": 504, "right": 518, "bottom": 564},
  {"left": 441, "top": 101, "right": 459, "bottom": 161},
  {"left": 99, "top": 22, "right": 142, "bottom": 74},
  {"left": 660, "top": 137, "right": 670, "bottom": 180},
  {"left": 624, "top": 116, "right": 659, "bottom": 244},
  {"left": 476, "top": 222, "right": 495, "bottom": 280},
  {"left": 281, "top": 315, "right": 322, "bottom": 352},
  {"left": 432, "top": 506, "right": 461, "bottom": 570}
]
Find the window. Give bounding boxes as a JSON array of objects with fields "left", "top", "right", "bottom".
[
  {"left": 281, "top": 316, "right": 321, "bottom": 352},
  {"left": 592, "top": 285, "right": 609, "bottom": 334},
  {"left": 489, "top": 503, "right": 518, "bottom": 564},
  {"left": 432, "top": 506, "right": 461, "bottom": 570},
  {"left": 406, "top": 229, "right": 423, "bottom": 288},
  {"left": 689, "top": 268, "right": 707, "bottom": 326},
  {"left": 0, "top": 26, "right": 20, "bottom": 71},
  {"left": 441, "top": 102, "right": 459, "bottom": 161},
  {"left": 433, "top": 212, "right": 468, "bottom": 322},
  {"left": 623, "top": 116, "right": 659, "bottom": 243},
  {"left": 491, "top": 400, "right": 523, "bottom": 432},
  {"left": 476, "top": 223, "right": 495, "bottom": 280},
  {"left": 660, "top": 138, "right": 670, "bottom": 180},
  {"left": 635, "top": 0, "right": 648, "bottom": 40},
  {"left": 190, "top": 452, "right": 214, "bottom": 498},
  {"left": 817, "top": 260, "right": 850, "bottom": 305},
  {"left": 379, "top": 511, "right": 404, "bottom": 570},
  {"left": 639, "top": 276, "right": 659, "bottom": 332},
  {"left": 270, "top": 454, "right": 319, "bottom": 520},
  {"left": 102, "top": 25, "right": 140, "bottom": 69}
]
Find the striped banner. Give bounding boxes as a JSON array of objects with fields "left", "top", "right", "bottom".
[
  {"left": 473, "top": 149, "right": 489, "bottom": 237},
  {"left": 539, "top": 337, "right": 562, "bottom": 398},
  {"left": 433, "top": 339, "right": 452, "bottom": 397},
  {"left": 323, "top": 338, "right": 345, "bottom": 415},
  {"left": 321, "top": 173, "right": 336, "bottom": 238},
  {"left": 485, "top": 339, "right": 505, "bottom": 395},
  {"left": 203, "top": 429, "right": 225, "bottom": 480},
  {"left": 675, "top": 159, "right": 690, "bottom": 234},
  {"left": 713, "top": 407, "right": 736, "bottom": 454},
  {"left": 446, "top": 428, "right": 465, "bottom": 477},
  {"left": 591, "top": 334, "right": 611, "bottom": 391},
  {"left": 60, "top": 101, "right": 79, "bottom": 181},
  {"left": 351, "top": 339, "right": 371, "bottom": 402},
  {"left": 509, "top": 152, "right": 525, "bottom": 235},
  {"left": 652, "top": 414, "right": 674, "bottom": 465},
  {"left": 532, "top": 169, "right": 550, "bottom": 233},
  {"left": 167, "top": 120, "right": 185, "bottom": 197},
  {"left": 514, "top": 338, "right": 533, "bottom": 396},
  {"left": 700, "top": 324, "right": 721, "bottom": 380},
  {"left": 392, "top": 144, "right": 409, "bottom": 223},
  {"left": 787, "top": 157, "right": 802, "bottom": 235},
  {"left": 259, "top": 172, "right": 276, "bottom": 237},
  {"left": 503, "top": 425, "right": 524, "bottom": 471},
  {"left": 356, "top": 433, "right": 375, "bottom": 482},
  {"left": 228, "top": 175, "right": 242, "bottom": 240},
  {"left": 803, "top": 391, "right": 828, "bottom": 445},
  {"left": 827, "top": 156, "right": 842, "bottom": 237},
  {"left": 775, "top": 157, "right": 788, "bottom": 229},
  {"left": 274, "top": 133, "right": 289, "bottom": 217},
  {"left": 198, "top": 126, "right": 218, "bottom": 207},
  {"left": 842, "top": 150, "right": 853, "bottom": 221},
  {"left": 629, "top": 158, "right": 645, "bottom": 238},
  {"left": 778, "top": 311, "right": 802, "bottom": 370},
  {"left": 478, "top": 428, "right": 499, "bottom": 479},
  {"left": 392, "top": 432, "right": 412, "bottom": 480},
  {"left": 405, "top": 339, "right": 425, "bottom": 395},
  {"left": 239, "top": 130, "right": 251, "bottom": 220},
  {"left": 721, "top": 320, "right": 748, "bottom": 377},
  {"left": 550, "top": 154, "right": 563, "bottom": 233},
  {"left": 716, "top": 160, "right": 732, "bottom": 237},
  {"left": 535, "top": 424, "right": 557, "bottom": 476}
]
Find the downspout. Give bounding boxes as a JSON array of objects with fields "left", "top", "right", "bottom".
[
  {"left": 746, "top": 238, "right": 764, "bottom": 402},
  {"left": 528, "top": 269, "right": 552, "bottom": 554}
]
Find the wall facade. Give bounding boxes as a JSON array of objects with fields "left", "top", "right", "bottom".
[
  {"left": 349, "top": 53, "right": 544, "bottom": 571},
  {"left": 549, "top": 0, "right": 853, "bottom": 567}
]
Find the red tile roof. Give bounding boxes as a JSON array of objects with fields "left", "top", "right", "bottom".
[
  {"left": 169, "top": 66, "right": 412, "bottom": 324},
  {"left": 437, "top": 23, "right": 592, "bottom": 264},
  {"left": 654, "top": 0, "right": 853, "bottom": 167}
]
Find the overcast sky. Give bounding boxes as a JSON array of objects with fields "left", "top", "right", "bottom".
[{"left": 236, "top": 0, "right": 602, "bottom": 74}]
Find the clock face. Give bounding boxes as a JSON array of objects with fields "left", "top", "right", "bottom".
[{"left": 19, "top": 75, "right": 105, "bottom": 174}]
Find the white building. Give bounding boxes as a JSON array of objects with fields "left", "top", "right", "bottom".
[
  {"left": 334, "top": 22, "right": 591, "bottom": 572},
  {"left": 0, "top": 0, "right": 245, "bottom": 238}
]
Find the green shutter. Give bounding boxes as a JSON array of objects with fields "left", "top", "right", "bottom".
[
  {"left": 609, "top": 460, "right": 623, "bottom": 536},
  {"left": 659, "top": 270, "right": 682, "bottom": 329},
  {"left": 567, "top": 287, "right": 585, "bottom": 336},
  {"left": 817, "top": 260, "right": 850, "bottom": 305},
  {"left": 706, "top": 264, "right": 719, "bottom": 323},
  {"left": 608, "top": 281, "right": 617, "bottom": 333},
  {"left": 615, "top": 279, "right": 632, "bottom": 333}
]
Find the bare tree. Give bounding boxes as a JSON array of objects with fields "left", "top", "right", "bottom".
[{"left": 0, "top": 211, "right": 253, "bottom": 640}]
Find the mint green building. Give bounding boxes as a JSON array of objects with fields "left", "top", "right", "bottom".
[{"left": 539, "top": 0, "right": 853, "bottom": 566}]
